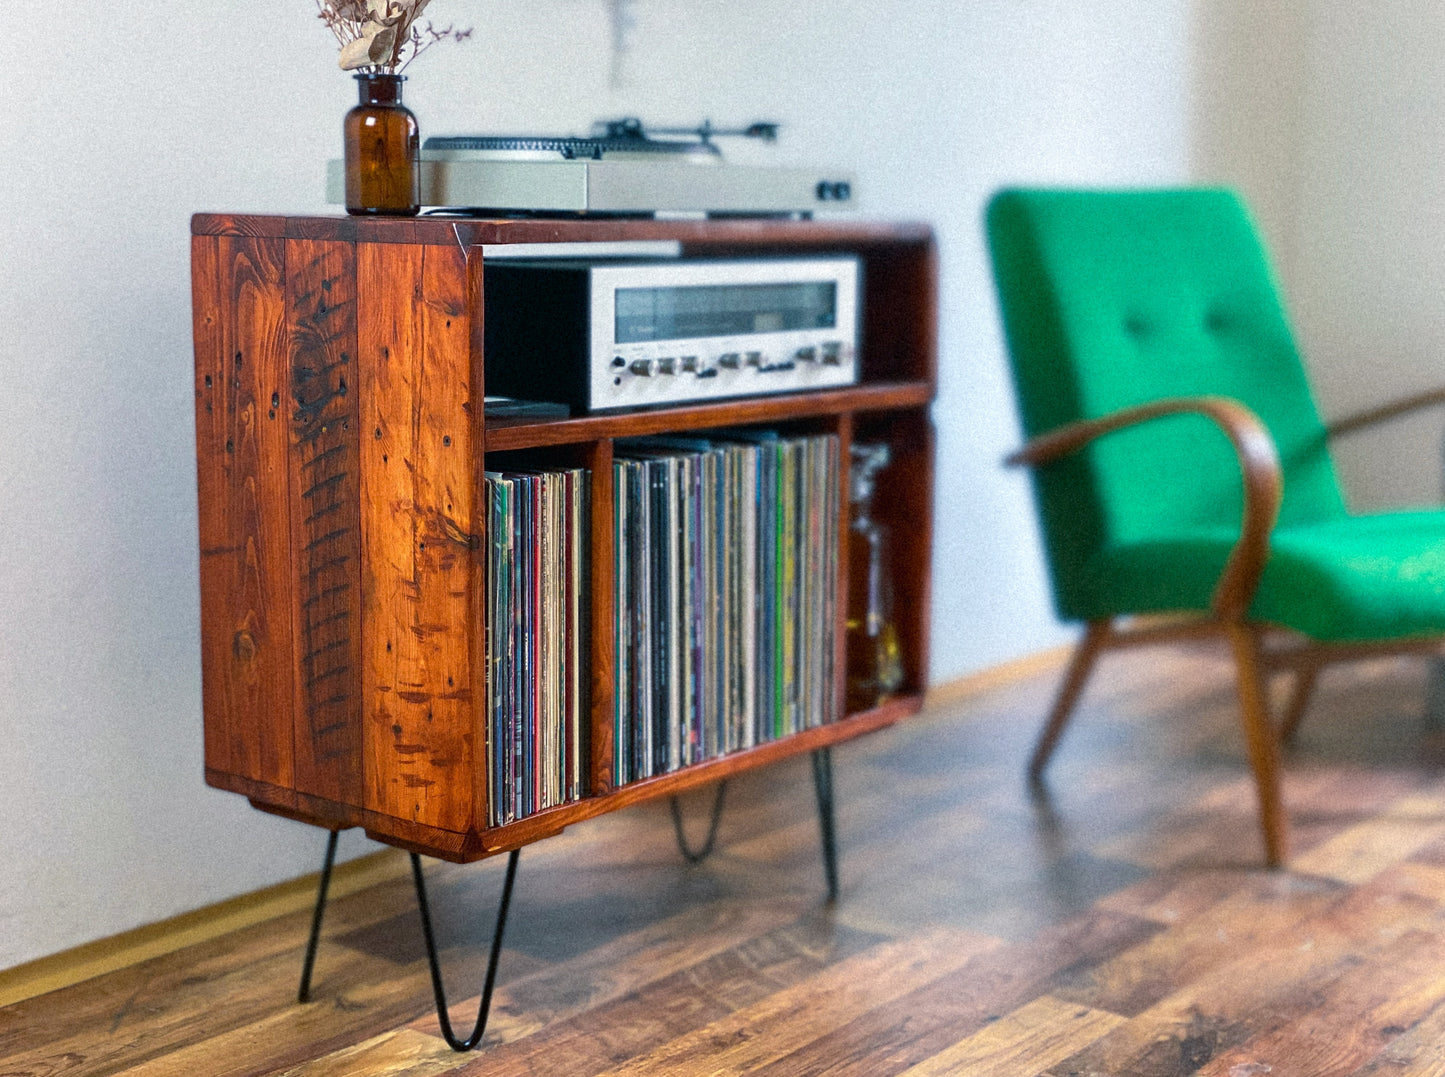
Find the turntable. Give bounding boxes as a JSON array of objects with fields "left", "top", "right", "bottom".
[{"left": 324, "top": 118, "right": 855, "bottom": 217}]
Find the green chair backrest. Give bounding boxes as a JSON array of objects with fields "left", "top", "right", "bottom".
[{"left": 986, "top": 188, "right": 1346, "bottom": 621}]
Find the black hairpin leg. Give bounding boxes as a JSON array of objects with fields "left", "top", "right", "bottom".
[
  {"left": 411, "top": 848, "right": 520, "bottom": 1052},
  {"left": 812, "top": 748, "right": 839, "bottom": 902},
  {"left": 297, "top": 829, "right": 340, "bottom": 1003},
  {"left": 669, "top": 781, "right": 728, "bottom": 863}
]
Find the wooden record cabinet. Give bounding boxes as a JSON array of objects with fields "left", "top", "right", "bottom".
[{"left": 190, "top": 212, "right": 935, "bottom": 864}]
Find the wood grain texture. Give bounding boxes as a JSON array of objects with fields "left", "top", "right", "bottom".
[
  {"left": 191, "top": 213, "right": 289, "bottom": 238},
  {"left": 590, "top": 927, "right": 1000, "bottom": 1077},
  {"left": 194, "top": 216, "right": 937, "bottom": 862},
  {"left": 285, "top": 237, "right": 364, "bottom": 808},
  {"left": 12, "top": 646, "right": 1445, "bottom": 1074},
  {"left": 482, "top": 381, "right": 932, "bottom": 453},
  {"left": 583, "top": 438, "right": 616, "bottom": 797},
  {"left": 833, "top": 413, "right": 855, "bottom": 725},
  {"left": 1197, "top": 927, "right": 1445, "bottom": 1076},
  {"left": 358, "top": 239, "right": 481, "bottom": 835},
  {"left": 896, "top": 995, "right": 1125, "bottom": 1077},
  {"left": 190, "top": 213, "right": 934, "bottom": 251},
  {"left": 193, "top": 233, "right": 296, "bottom": 794}
]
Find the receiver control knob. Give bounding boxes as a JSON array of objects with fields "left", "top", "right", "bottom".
[
  {"left": 630, "top": 358, "right": 656, "bottom": 377},
  {"left": 795, "top": 346, "right": 818, "bottom": 363},
  {"left": 657, "top": 357, "right": 677, "bottom": 375},
  {"left": 822, "top": 342, "right": 843, "bottom": 365},
  {"left": 718, "top": 352, "right": 742, "bottom": 369},
  {"left": 680, "top": 355, "right": 699, "bottom": 372}
]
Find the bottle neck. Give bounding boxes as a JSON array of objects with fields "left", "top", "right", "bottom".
[
  {"left": 355, "top": 72, "right": 405, "bottom": 107},
  {"left": 849, "top": 442, "right": 891, "bottom": 505}
]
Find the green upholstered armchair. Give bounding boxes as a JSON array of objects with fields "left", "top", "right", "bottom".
[{"left": 986, "top": 187, "right": 1445, "bottom": 867}]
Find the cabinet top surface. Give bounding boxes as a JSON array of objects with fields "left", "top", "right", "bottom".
[{"left": 190, "top": 212, "right": 933, "bottom": 248}]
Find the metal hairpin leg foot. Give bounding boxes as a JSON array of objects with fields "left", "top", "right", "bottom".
[
  {"left": 812, "top": 747, "right": 839, "bottom": 902},
  {"left": 297, "top": 829, "right": 340, "bottom": 1003},
  {"left": 670, "top": 782, "right": 728, "bottom": 863},
  {"left": 411, "top": 848, "right": 521, "bottom": 1052}
]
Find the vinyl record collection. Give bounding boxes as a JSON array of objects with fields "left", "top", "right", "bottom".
[
  {"left": 483, "top": 465, "right": 589, "bottom": 826},
  {"left": 614, "top": 431, "right": 841, "bottom": 785}
]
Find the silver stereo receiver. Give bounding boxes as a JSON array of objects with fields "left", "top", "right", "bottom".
[{"left": 482, "top": 256, "right": 860, "bottom": 413}]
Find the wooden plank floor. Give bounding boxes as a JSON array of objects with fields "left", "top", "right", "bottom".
[{"left": 7, "top": 643, "right": 1445, "bottom": 1075}]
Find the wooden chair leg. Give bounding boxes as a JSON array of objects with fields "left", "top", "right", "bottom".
[
  {"left": 1029, "top": 620, "right": 1111, "bottom": 782},
  {"left": 1278, "top": 661, "right": 1320, "bottom": 744},
  {"left": 1226, "top": 622, "right": 1288, "bottom": 868}
]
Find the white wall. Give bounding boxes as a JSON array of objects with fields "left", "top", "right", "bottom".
[
  {"left": 1192, "top": 0, "right": 1445, "bottom": 509},
  {"left": 0, "top": 0, "right": 1197, "bottom": 968}
]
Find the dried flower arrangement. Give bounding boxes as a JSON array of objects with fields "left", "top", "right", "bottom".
[{"left": 317, "top": 0, "right": 472, "bottom": 72}]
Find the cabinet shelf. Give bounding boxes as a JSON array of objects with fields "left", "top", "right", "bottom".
[
  {"left": 425, "top": 693, "right": 926, "bottom": 859},
  {"left": 191, "top": 213, "right": 936, "bottom": 864},
  {"left": 484, "top": 380, "right": 933, "bottom": 452}
]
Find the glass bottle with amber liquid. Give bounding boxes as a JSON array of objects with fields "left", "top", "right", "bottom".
[
  {"left": 846, "top": 442, "right": 903, "bottom": 712},
  {"left": 344, "top": 72, "right": 420, "bottom": 216}
]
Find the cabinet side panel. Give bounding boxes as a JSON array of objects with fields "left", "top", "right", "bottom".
[
  {"left": 860, "top": 240, "right": 938, "bottom": 386},
  {"left": 584, "top": 438, "right": 615, "bottom": 795},
  {"left": 467, "top": 249, "right": 490, "bottom": 825},
  {"left": 832, "top": 414, "right": 854, "bottom": 723},
  {"left": 193, "top": 234, "right": 297, "bottom": 793},
  {"left": 882, "top": 413, "right": 934, "bottom": 694},
  {"left": 284, "top": 237, "right": 364, "bottom": 810},
  {"left": 358, "top": 241, "right": 478, "bottom": 834}
]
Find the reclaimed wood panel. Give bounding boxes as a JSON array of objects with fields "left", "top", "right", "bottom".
[
  {"left": 191, "top": 213, "right": 289, "bottom": 239},
  {"left": 1197, "top": 927, "right": 1445, "bottom": 1076},
  {"left": 431, "top": 899, "right": 824, "bottom": 1048},
  {"left": 191, "top": 212, "right": 933, "bottom": 252},
  {"left": 584, "top": 438, "right": 615, "bottom": 797},
  {"left": 458, "top": 918, "right": 894, "bottom": 1074},
  {"left": 755, "top": 908, "right": 1159, "bottom": 1077},
  {"left": 896, "top": 995, "right": 1125, "bottom": 1077},
  {"left": 193, "top": 233, "right": 296, "bottom": 793},
  {"left": 357, "top": 239, "right": 480, "bottom": 835},
  {"left": 284, "top": 238, "right": 364, "bottom": 809},
  {"left": 1044, "top": 865, "right": 1445, "bottom": 1073},
  {"left": 189, "top": 215, "right": 937, "bottom": 863},
  {"left": 832, "top": 413, "right": 854, "bottom": 724},
  {"left": 15, "top": 647, "right": 1445, "bottom": 1074},
  {"left": 482, "top": 381, "right": 932, "bottom": 453},
  {"left": 428, "top": 695, "right": 924, "bottom": 860},
  {"left": 591, "top": 927, "right": 999, "bottom": 1077}
]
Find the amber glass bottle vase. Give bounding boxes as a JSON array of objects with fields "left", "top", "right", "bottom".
[{"left": 344, "top": 72, "right": 420, "bottom": 217}]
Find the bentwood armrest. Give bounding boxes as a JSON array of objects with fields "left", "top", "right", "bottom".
[
  {"left": 1326, "top": 385, "right": 1445, "bottom": 439},
  {"left": 1005, "top": 395, "right": 1284, "bottom": 620}
]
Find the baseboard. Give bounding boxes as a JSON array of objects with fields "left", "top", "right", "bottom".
[
  {"left": 0, "top": 847, "right": 409, "bottom": 1008},
  {"left": 0, "top": 645, "right": 1071, "bottom": 1008},
  {"left": 922, "top": 643, "right": 1071, "bottom": 711}
]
